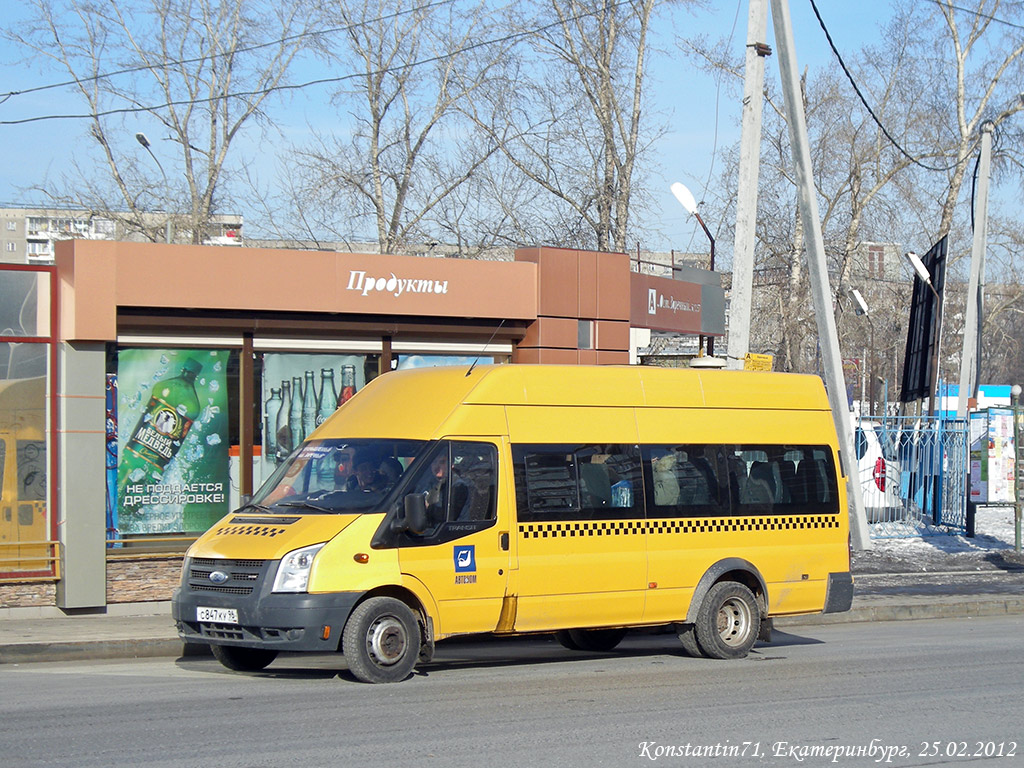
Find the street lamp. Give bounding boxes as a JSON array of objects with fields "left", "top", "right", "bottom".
[
  {"left": 905, "top": 251, "right": 942, "bottom": 416},
  {"left": 671, "top": 182, "right": 717, "bottom": 357},
  {"left": 135, "top": 132, "right": 171, "bottom": 244},
  {"left": 850, "top": 288, "right": 876, "bottom": 416}
]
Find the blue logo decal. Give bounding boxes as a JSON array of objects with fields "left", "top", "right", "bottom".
[{"left": 454, "top": 545, "right": 476, "bottom": 573}]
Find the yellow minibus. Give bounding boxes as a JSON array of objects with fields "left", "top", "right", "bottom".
[{"left": 172, "top": 365, "right": 852, "bottom": 683}]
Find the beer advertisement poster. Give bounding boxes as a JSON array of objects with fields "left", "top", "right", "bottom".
[{"left": 116, "top": 348, "right": 230, "bottom": 535}]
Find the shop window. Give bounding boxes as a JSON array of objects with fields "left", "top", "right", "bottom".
[
  {"left": 0, "top": 373, "right": 49, "bottom": 574},
  {"left": 395, "top": 354, "right": 493, "bottom": 370}
]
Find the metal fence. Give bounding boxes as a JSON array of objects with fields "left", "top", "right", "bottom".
[{"left": 854, "top": 414, "right": 969, "bottom": 539}]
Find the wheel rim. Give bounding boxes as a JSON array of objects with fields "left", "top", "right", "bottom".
[
  {"left": 716, "top": 596, "right": 753, "bottom": 647},
  {"left": 366, "top": 615, "right": 408, "bottom": 667}
]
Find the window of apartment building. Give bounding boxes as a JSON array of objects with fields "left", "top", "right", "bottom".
[
  {"left": 5, "top": 221, "right": 15, "bottom": 231},
  {"left": 868, "top": 246, "right": 884, "bottom": 278},
  {"left": 94, "top": 219, "right": 115, "bottom": 236},
  {"left": 5, "top": 242, "right": 15, "bottom": 252}
]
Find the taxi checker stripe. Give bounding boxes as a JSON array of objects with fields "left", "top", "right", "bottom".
[
  {"left": 213, "top": 525, "right": 287, "bottom": 537},
  {"left": 519, "top": 516, "right": 839, "bottom": 538}
]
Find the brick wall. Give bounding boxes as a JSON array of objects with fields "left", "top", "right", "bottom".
[
  {"left": 106, "top": 557, "right": 184, "bottom": 603},
  {"left": 0, "top": 581, "right": 57, "bottom": 608},
  {"left": 0, "top": 558, "right": 183, "bottom": 608}
]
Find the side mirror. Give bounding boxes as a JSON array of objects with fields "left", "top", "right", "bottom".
[{"left": 403, "top": 493, "right": 428, "bottom": 535}]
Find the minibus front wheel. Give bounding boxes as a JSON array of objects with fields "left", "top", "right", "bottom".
[
  {"left": 211, "top": 644, "right": 279, "bottom": 672},
  {"left": 693, "top": 581, "right": 760, "bottom": 660},
  {"left": 342, "top": 597, "right": 420, "bottom": 683}
]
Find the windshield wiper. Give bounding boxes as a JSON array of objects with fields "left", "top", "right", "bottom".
[
  {"left": 276, "top": 500, "right": 337, "bottom": 513},
  {"left": 237, "top": 501, "right": 276, "bottom": 514}
]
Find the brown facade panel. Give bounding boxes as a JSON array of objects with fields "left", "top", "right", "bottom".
[
  {"left": 577, "top": 250, "right": 599, "bottom": 318},
  {"left": 596, "top": 320, "right": 630, "bottom": 351},
  {"left": 517, "top": 246, "right": 579, "bottom": 318},
  {"left": 597, "top": 251, "right": 631, "bottom": 321},
  {"left": 518, "top": 316, "right": 579, "bottom": 350},
  {"left": 597, "top": 350, "right": 630, "bottom": 365}
]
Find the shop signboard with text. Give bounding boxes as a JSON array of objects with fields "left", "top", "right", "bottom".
[
  {"left": 629, "top": 271, "right": 721, "bottom": 335},
  {"left": 115, "top": 348, "right": 230, "bottom": 535}
]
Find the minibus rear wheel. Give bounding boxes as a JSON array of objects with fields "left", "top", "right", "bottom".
[
  {"left": 211, "top": 644, "right": 279, "bottom": 672},
  {"left": 693, "top": 581, "right": 760, "bottom": 660},
  {"left": 342, "top": 596, "right": 420, "bottom": 684},
  {"left": 676, "top": 624, "right": 705, "bottom": 658}
]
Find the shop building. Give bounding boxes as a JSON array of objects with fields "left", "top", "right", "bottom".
[{"left": 0, "top": 241, "right": 722, "bottom": 611}]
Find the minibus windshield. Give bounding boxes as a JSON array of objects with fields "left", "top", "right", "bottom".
[{"left": 249, "top": 438, "right": 426, "bottom": 514}]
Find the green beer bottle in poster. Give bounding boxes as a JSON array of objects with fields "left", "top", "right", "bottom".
[{"left": 118, "top": 358, "right": 202, "bottom": 507}]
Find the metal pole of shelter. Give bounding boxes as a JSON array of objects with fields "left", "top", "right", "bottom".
[{"left": 769, "top": 0, "right": 872, "bottom": 550}]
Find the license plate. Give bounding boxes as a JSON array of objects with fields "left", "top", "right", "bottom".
[{"left": 196, "top": 606, "right": 238, "bottom": 624}]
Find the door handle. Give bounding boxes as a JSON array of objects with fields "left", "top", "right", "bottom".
[{"left": 500, "top": 532, "right": 509, "bottom": 551}]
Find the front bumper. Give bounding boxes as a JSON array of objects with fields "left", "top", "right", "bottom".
[{"left": 172, "top": 557, "right": 362, "bottom": 652}]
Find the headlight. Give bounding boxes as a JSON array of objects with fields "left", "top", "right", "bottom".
[{"left": 272, "top": 543, "right": 326, "bottom": 593}]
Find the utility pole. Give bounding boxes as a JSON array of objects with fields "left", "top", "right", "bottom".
[
  {"left": 726, "top": 0, "right": 770, "bottom": 371},
  {"left": 769, "top": 0, "right": 872, "bottom": 550},
  {"left": 956, "top": 122, "right": 994, "bottom": 420}
]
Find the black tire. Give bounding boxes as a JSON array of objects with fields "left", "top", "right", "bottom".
[
  {"left": 555, "top": 629, "right": 582, "bottom": 651},
  {"left": 693, "top": 581, "right": 760, "bottom": 660},
  {"left": 342, "top": 597, "right": 420, "bottom": 684},
  {"left": 676, "top": 623, "right": 705, "bottom": 658},
  {"left": 567, "top": 627, "right": 627, "bottom": 652},
  {"left": 211, "top": 644, "right": 278, "bottom": 672}
]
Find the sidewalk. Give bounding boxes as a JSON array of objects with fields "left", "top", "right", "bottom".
[{"left": 2, "top": 560, "right": 1022, "bottom": 665}]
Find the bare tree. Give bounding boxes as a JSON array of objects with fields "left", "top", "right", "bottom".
[
  {"left": 277, "top": 0, "right": 508, "bottom": 255},
  {"left": 468, "top": 0, "right": 669, "bottom": 253},
  {"left": 7, "top": 0, "right": 314, "bottom": 243}
]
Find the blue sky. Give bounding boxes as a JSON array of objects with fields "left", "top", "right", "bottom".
[{"left": 0, "top": 1, "right": 915, "bottom": 251}]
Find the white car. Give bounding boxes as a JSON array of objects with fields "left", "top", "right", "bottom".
[{"left": 853, "top": 419, "right": 904, "bottom": 523}]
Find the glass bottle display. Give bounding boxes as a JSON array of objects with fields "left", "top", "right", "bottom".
[
  {"left": 264, "top": 387, "right": 283, "bottom": 459},
  {"left": 316, "top": 368, "right": 339, "bottom": 427},
  {"left": 341, "top": 364, "right": 356, "bottom": 403},
  {"left": 276, "top": 379, "right": 292, "bottom": 459},
  {"left": 288, "top": 375, "right": 303, "bottom": 443},
  {"left": 301, "top": 369, "right": 317, "bottom": 439}
]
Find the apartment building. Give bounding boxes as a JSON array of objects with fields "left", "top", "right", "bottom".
[{"left": 0, "top": 205, "right": 243, "bottom": 264}]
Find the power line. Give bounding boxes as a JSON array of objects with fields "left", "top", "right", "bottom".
[
  {"left": 0, "top": 0, "right": 458, "bottom": 101},
  {"left": 808, "top": 0, "right": 960, "bottom": 173},
  {"left": 0, "top": 0, "right": 636, "bottom": 127},
  {"left": 926, "top": 0, "right": 1024, "bottom": 32}
]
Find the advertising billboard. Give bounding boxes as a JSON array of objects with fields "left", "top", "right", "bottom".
[{"left": 115, "top": 349, "right": 230, "bottom": 535}]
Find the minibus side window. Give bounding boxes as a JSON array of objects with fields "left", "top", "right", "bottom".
[
  {"left": 729, "top": 444, "right": 838, "bottom": 516},
  {"left": 642, "top": 445, "right": 727, "bottom": 518},
  {"left": 512, "top": 444, "right": 643, "bottom": 522}
]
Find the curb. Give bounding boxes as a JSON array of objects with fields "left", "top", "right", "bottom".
[
  {"left": 0, "top": 639, "right": 192, "bottom": 665},
  {"left": 2, "top": 599, "right": 1023, "bottom": 665},
  {"left": 778, "top": 596, "right": 1024, "bottom": 626}
]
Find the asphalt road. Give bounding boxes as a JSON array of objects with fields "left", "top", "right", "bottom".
[{"left": 2, "top": 616, "right": 1022, "bottom": 768}]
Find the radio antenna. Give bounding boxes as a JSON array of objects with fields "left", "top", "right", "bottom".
[{"left": 466, "top": 318, "right": 506, "bottom": 377}]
